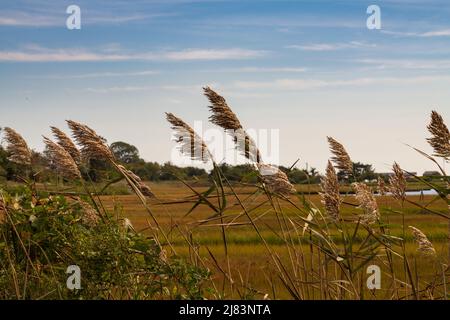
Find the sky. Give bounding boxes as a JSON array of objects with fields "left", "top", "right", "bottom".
[{"left": 1, "top": 0, "right": 449, "bottom": 174}]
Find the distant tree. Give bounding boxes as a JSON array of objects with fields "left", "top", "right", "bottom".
[
  {"left": 279, "top": 165, "right": 321, "bottom": 184},
  {"left": 131, "top": 162, "right": 161, "bottom": 181},
  {"left": 110, "top": 141, "right": 140, "bottom": 164},
  {"left": 184, "top": 166, "right": 208, "bottom": 179},
  {"left": 338, "top": 162, "right": 376, "bottom": 182}
]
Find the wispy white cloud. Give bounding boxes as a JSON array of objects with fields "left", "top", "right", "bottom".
[
  {"left": 234, "top": 75, "right": 450, "bottom": 90},
  {"left": 201, "top": 67, "right": 306, "bottom": 73},
  {"left": 0, "top": 46, "right": 265, "bottom": 62},
  {"left": 359, "top": 58, "right": 450, "bottom": 70},
  {"left": 0, "top": 10, "right": 172, "bottom": 27},
  {"left": 421, "top": 29, "right": 450, "bottom": 37},
  {"left": 26, "top": 70, "right": 159, "bottom": 79},
  {"left": 86, "top": 86, "right": 153, "bottom": 93},
  {"left": 163, "top": 48, "right": 265, "bottom": 61},
  {"left": 382, "top": 29, "right": 450, "bottom": 37},
  {"left": 86, "top": 83, "right": 219, "bottom": 94},
  {"left": 286, "top": 41, "right": 376, "bottom": 52}
]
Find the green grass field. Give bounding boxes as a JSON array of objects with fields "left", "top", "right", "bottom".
[{"left": 93, "top": 181, "right": 449, "bottom": 299}]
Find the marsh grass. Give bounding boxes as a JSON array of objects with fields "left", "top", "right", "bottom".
[{"left": 0, "top": 90, "right": 449, "bottom": 300}]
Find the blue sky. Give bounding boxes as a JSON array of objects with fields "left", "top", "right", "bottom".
[{"left": 1, "top": 0, "right": 449, "bottom": 174}]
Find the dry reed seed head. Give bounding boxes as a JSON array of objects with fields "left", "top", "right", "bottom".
[
  {"left": 233, "top": 129, "right": 262, "bottom": 163},
  {"left": 117, "top": 165, "right": 154, "bottom": 198},
  {"left": 327, "top": 137, "right": 353, "bottom": 175},
  {"left": 377, "top": 176, "right": 387, "bottom": 196},
  {"left": 43, "top": 136, "right": 81, "bottom": 180},
  {"left": 165, "top": 112, "right": 211, "bottom": 162},
  {"left": 123, "top": 218, "right": 135, "bottom": 231},
  {"left": 258, "top": 164, "right": 296, "bottom": 196},
  {"left": 427, "top": 110, "right": 450, "bottom": 160},
  {"left": 352, "top": 182, "right": 380, "bottom": 225},
  {"left": 389, "top": 162, "right": 406, "bottom": 202},
  {"left": 203, "top": 86, "right": 243, "bottom": 131},
  {"left": 66, "top": 120, "right": 114, "bottom": 161},
  {"left": 320, "top": 161, "right": 341, "bottom": 222},
  {"left": 78, "top": 201, "right": 100, "bottom": 227},
  {"left": 203, "top": 87, "right": 262, "bottom": 163},
  {"left": 409, "top": 226, "right": 436, "bottom": 256},
  {"left": 50, "top": 126, "right": 81, "bottom": 164},
  {"left": 3, "top": 127, "right": 32, "bottom": 166}
]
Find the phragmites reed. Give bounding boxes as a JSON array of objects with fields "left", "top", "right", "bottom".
[
  {"left": 50, "top": 126, "right": 81, "bottom": 164},
  {"left": 203, "top": 86, "right": 261, "bottom": 163},
  {"left": 66, "top": 120, "right": 114, "bottom": 161},
  {"left": 389, "top": 162, "right": 406, "bottom": 202},
  {"left": 327, "top": 137, "right": 353, "bottom": 175},
  {"left": 377, "top": 176, "right": 388, "bottom": 196},
  {"left": 426, "top": 110, "right": 450, "bottom": 160},
  {"left": 117, "top": 165, "right": 154, "bottom": 198},
  {"left": 3, "top": 127, "right": 32, "bottom": 165},
  {"left": 320, "top": 161, "right": 341, "bottom": 222},
  {"left": 78, "top": 201, "right": 100, "bottom": 227},
  {"left": 165, "top": 112, "right": 211, "bottom": 162},
  {"left": 203, "top": 86, "right": 242, "bottom": 131},
  {"left": 352, "top": 182, "right": 380, "bottom": 225},
  {"left": 43, "top": 136, "right": 81, "bottom": 180},
  {"left": 258, "top": 164, "right": 296, "bottom": 196},
  {"left": 409, "top": 226, "right": 436, "bottom": 256}
]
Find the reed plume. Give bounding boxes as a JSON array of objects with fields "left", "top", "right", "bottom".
[
  {"left": 3, "top": 127, "right": 32, "bottom": 166},
  {"left": 320, "top": 161, "right": 341, "bottom": 222},
  {"left": 117, "top": 165, "right": 154, "bottom": 198},
  {"left": 203, "top": 86, "right": 261, "bottom": 163},
  {"left": 165, "top": 112, "right": 211, "bottom": 162},
  {"left": 258, "top": 164, "right": 296, "bottom": 196},
  {"left": 426, "top": 110, "right": 450, "bottom": 160},
  {"left": 352, "top": 182, "right": 379, "bottom": 225},
  {"left": 327, "top": 137, "right": 353, "bottom": 175},
  {"left": 389, "top": 162, "right": 406, "bottom": 202},
  {"left": 409, "top": 226, "right": 436, "bottom": 256},
  {"left": 50, "top": 126, "right": 81, "bottom": 164},
  {"left": 78, "top": 201, "right": 100, "bottom": 227},
  {"left": 43, "top": 136, "right": 81, "bottom": 180},
  {"left": 66, "top": 120, "right": 114, "bottom": 160},
  {"left": 377, "top": 176, "right": 387, "bottom": 196}
]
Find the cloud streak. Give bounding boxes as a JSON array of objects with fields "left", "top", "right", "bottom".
[
  {"left": 234, "top": 75, "right": 450, "bottom": 90},
  {"left": 286, "top": 41, "right": 376, "bottom": 52},
  {"left": 0, "top": 9, "right": 173, "bottom": 27},
  {"left": 382, "top": 29, "right": 450, "bottom": 37},
  {"left": 0, "top": 46, "right": 266, "bottom": 62}
]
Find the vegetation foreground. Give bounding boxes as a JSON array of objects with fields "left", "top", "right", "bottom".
[{"left": 0, "top": 87, "right": 449, "bottom": 300}]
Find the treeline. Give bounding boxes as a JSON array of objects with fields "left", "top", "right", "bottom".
[
  {"left": 0, "top": 140, "right": 325, "bottom": 184},
  {"left": 1, "top": 139, "right": 381, "bottom": 185}
]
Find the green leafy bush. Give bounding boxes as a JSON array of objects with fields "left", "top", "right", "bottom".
[{"left": 0, "top": 188, "right": 210, "bottom": 300}]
